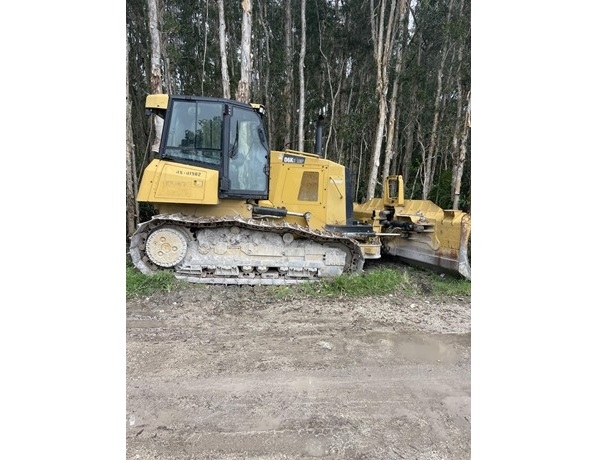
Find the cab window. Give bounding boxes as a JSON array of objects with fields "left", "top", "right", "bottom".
[
  {"left": 164, "top": 101, "right": 223, "bottom": 166},
  {"left": 228, "top": 107, "right": 268, "bottom": 193}
]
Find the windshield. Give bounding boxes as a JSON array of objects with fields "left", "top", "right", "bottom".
[{"left": 163, "top": 100, "right": 223, "bottom": 166}]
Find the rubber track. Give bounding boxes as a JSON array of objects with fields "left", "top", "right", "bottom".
[{"left": 129, "top": 213, "right": 365, "bottom": 285}]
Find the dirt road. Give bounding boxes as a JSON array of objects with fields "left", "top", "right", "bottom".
[{"left": 126, "top": 281, "right": 471, "bottom": 459}]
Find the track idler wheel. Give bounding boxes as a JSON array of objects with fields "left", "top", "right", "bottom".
[{"left": 145, "top": 226, "right": 189, "bottom": 268}]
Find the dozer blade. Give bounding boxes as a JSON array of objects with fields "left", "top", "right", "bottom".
[{"left": 381, "top": 209, "right": 471, "bottom": 280}]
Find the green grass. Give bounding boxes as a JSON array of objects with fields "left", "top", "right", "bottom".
[
  {"left": 428, "top": 273, "right": 471, "bottom": 296},
  {"left": 126, "top": 263, "right": 470, "bottom": 300},
  {"left": 126, "top": 266, "right": 184, "bottom": 299},
  {"left": 270, "top": 266, "right": 470, "bottom": 299},
  {"left": 293, "top": 267, "right": 415, "bottom": 297}
]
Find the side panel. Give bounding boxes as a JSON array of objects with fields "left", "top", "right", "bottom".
[
  {"left": 267, "top": 151, "right": 347, "bottom": 230},
  {"left": 137, "top": 159, "right": 219, "bottom": 205},
  {"left": 326, "top": 162, "right": 348, "bottom": 225}
]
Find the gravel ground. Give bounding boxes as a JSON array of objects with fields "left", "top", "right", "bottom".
[{"left": 126, "top": 267, "right": 471, "bottom": 459}]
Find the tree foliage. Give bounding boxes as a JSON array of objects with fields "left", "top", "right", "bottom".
[{"left": 126, "top": 0, "right": 470, "bottom": 215}]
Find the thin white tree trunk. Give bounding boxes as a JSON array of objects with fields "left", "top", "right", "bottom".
[
  {"left": 317, "top": 5, "right": 345, "bottom": 159},
  {"left": 366, "top": 0, "right": 397, "bottom": 200},
  {"left": 298, "top": 0, "right": 306, "bottom": 152},
  {"left": 422, "top": 0, "right": 455, "bottom": 199},
  {"left": 382, "top": 80, "right": 398, "bottom": 183},
  {"left": 236, "top": 0, "right": 252, "bottom": 103},
  {"left": 322, "top": 55, "right": 344, "bottom": 159},
  {"left": 148, "top": 0, "right": 163, "bottom": 155},
  {"left": 450, "top": 0, "right": 468, "bottom": 210},
  {"left": 255, "top": 1, "right": 272, "bottom": 137},
  {"left": 283, "top": 0, "right": 293, "bottom": 148},
  {"left": 381, "top": 0, "right": 408, "bottom": 184},
  {"left": 201, "top": 0, "right": 210, "bottom": 95},
  {"left": 452, "top": 90, "right": 470, "bottom": 210},
  {"left": 423, "top": 47, "right": 448, "bottom": 199},
  {"left": 217, "top": 0, "right": 230, "bottom": 99}
]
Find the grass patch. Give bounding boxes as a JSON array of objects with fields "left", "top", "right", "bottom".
[
  {"left": 315, "top": 267, "right": 415, "bottom": 297},
  {"left": 271, "top": 266, "right": 416, "bottom": 299},
  {"left": 126, "top": 266, "right": 184, "bottom": 299},
  {"left": 429, "top": 273, "right": 471, "bottom": 296},
  {"left": 126, "top": 261, "right": 470, "bottom": 300},
  {"left": 271, "top": 266, "right": 470, "bottom": 299}
]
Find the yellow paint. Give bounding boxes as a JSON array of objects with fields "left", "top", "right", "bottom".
[
  {"left": 145, "top": 94, "right": 169, "bottom": 109},
  {"left": 266, "top": 150, "right": 347, "bottom": 230},
  {"left": 137, "top": 159, "right": 219, "bottom": 205}
]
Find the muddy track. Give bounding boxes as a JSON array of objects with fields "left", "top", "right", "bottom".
[{"left": 129, "top": 214, "right": 365, "bottom": 285}]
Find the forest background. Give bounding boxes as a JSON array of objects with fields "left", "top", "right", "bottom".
[{"left": 125, "top": 0, "right": 471, "bottom": 236}]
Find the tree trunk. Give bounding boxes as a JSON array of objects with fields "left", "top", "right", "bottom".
[
  {"left": 366, "top": 0, "right": 397, "bottom": 200},
  {"left": 422, "top": 0, "right": 455, "bottom": 200},
  {"left": 339, "top": 72, "right": 356, "bottom": 167},
  {"left": 297, "top": 0, "right": 306, "bottom": 152},
  {"left": 201, "top": 0, "right": 210, "bottom": 95},
  {"left": 422, "top": 48, "right": 447, "bottom": 199},
  {"left": 382, "top": 80, "right": 398, "bottom": 183},
  {"left": 218, "top": 0, "right": 230, "bottom": 99},
  {"left": 321, "top": 55, "right": 344, "bottom": 160},
  {"left": 159, "top": 0, "right": 172, "bottom": 95},
  {"left": 236, "top": 0, "right": 252, "bottom": 103},
  {"left": 255, "top": 0, "right": 272, "bottom": 136},
  {"left": 450, "top": 0, "right": 469, "bottom": 210},
  {"left": 402, "top": 118, "right": 414, "bottom": 186},
  {"left": 381, "top": 0, "right": 409, "bottom": 183},
  {"left": 452, "top": 90, "right": 470, "bottom": 210},
  {"left": 126, "top": 39, "right": 139, "bottom": 238},
  {"left": 148, "top": 0, "right": 163, "bottom": 155},
  {"left": 283, "top": 0, "right": 293, "bottom": 149}
]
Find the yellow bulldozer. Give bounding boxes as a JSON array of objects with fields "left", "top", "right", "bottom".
[{"left": 129, "top": 94, "right": 471, "bottom": 285}]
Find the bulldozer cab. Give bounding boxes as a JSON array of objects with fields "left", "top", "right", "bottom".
[{"left": 155, "top": 95, "right": 269, "bottom": 199}]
